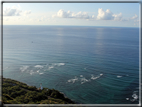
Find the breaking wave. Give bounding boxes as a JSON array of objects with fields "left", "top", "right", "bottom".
[
  {"left": 81, "top": 77, "right": 90, "bottom": 84},
  {"left": 39, "top": 73, "right": 44, "bottom": 75},
  {"left": 117, "top": 75, "right": 122, "bottom": 78},
  {"left": 68, "top": 76, "right": 78, "bottom": 83},
  {"left": 48, "top": 66, "right": 54, "bottom": 70},
  {"left": 34, "top": 65, "right": 44, "bottom": 68},
  {"left": 67, "top": 73, "right": 103, "bottom": 84},
  {"left": 91, "top": 74, "right": 103, "bottom": 80},
  {"left": 126, "top": 91, "right": 139, "bottom": 102},
  {"left": 20, "top": 62, "right": 65, "bottom": 75},
  {"left": 56, "top": 63, "right": 65, "bottom": 66},
  {"left": 47, "top": 63, "right": 65, "bottom": 70},
  {"left": 20, "top": 66, "right": 29, "bottom": 72}
]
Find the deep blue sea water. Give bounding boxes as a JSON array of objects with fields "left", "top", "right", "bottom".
[{"left": 3, "top": 25, "right": 139, "bottom": 104}]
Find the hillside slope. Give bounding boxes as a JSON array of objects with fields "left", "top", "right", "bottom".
[{"left": 2, "top": 78, "right": 75, "bottom": 104}]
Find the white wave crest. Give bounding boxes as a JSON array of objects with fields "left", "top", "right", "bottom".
[
  {"left": 20, "top": 66, "right": 29, "bottom": 72},
  {"left": 81, "top": 78, "right": 90, "bottom": 84},
  {"left": 30, "top": 70, "right": 34, "bottom": 75},
  {"left": 58, "top": 63, "right": 65, "bottom": 66},
  {"left": 47, "top": 63, "right": 65, "bottom": 70},
  {"left": 48, "top": 66, "right": 54, "bottom": 70},
  {"left": 39, "top": 73, "right": 44, "bottom": 75},
  {"left": 91, "top": 75, "right": 99, "bottom": 80},
  {"left": 67, "top": 76, "right": 89, "bottom": 84},
  {"left": 130, "top": 93, "right": 138, "bottom": 102},
  {"left": 67, "top": 74, "right": 103, "bottom": 84},
  {"left": 53, "top": 63, "right": 65, "bottom": 66},
  {"left": 67, "top": 76, "right": 78, "bottom": 83},
  {"left": 37, "top": 70, "right": 40, "bottom": 73},
  {"left": 91, "top": 74, "right": 103, "bottom": 80},
  {"left": 117, "top": 76, "right": 122, "bottom": 78},
  {"left": 132, "top": 93, "right": 138, "bottom": 100},
  {"left": 34, "top": 65, "right": 43, "bottom": 68}
]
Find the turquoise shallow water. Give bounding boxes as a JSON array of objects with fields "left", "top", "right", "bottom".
[{"left": 3, "top": 26, "right": 139, "bottom": 104}]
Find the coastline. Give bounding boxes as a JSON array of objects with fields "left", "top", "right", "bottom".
[{"left": 2, "top": 77, "right": 75, "bottom": 104}]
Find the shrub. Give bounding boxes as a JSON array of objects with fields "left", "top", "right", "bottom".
[
  {"left": 2, "top": 78, "right": 75, "bottom": 104},
  {"left": 28, "top": 86, "right": 37, "bottom": 91}
]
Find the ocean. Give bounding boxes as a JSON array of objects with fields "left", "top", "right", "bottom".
[{"left": 3, "top": 25, "right": 139, "bottom": 104}]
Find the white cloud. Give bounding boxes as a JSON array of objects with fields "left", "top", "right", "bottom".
[
  {"left": 72, "top": 11, "right": 90, "bottom": 19},
  {"left": 131, "top": 15, "right": 139, "bottom": 26},
  {"left": 3, "top": 5, "right": 31, "bottom": 16},
  {"left": 55, "top": 9, "right": 70, "bottom": 18},
  {"left": 53, "top": 8, "right": 126, "bottom": 21},
  {"left": 91, "top": 15, "right": 95, "bottom": 19},
  {"left": 52, "top": 9, "right": 90, "bottom": 19},
  {"left": 97, "top": 8, "right": 114, "bottom": 20},
  {"left": 97, "top": 8, "right": 123, "bottom": 21},
  {"left": 131, "top": 14, "right": 138, "bottom": 20},
  {"left": 3, "top": 6, "right": 22, "bottom": 16},
  {"left": 112, "top": 13, "right": 122, "bottom": 21}
]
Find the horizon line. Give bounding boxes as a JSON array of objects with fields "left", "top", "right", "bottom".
[{"left": 2, "top": 25, "right": 139, "bottom": 28}]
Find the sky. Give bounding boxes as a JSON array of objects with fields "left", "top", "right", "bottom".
[{"left": 2, "top": 2, "right": 140, "bottom": 27}]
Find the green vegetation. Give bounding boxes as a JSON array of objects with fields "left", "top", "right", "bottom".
[{"left": 2, "top": 78, "right": 75, "bottom": 104}]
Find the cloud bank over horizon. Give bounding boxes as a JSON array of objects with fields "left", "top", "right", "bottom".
[
  {"left": 52, "top": 8, "right": 138, "bottom": 22},
  {"left": 52, "top": 9, "right": 90, "bottom": 19},
  {"left": 3, "top": 4, "right": 139, "bottom": 27}
]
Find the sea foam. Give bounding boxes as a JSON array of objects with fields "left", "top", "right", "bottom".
[
  {"left": 48, "top": 66, "right": 54, "bottom": 70},
  {"left": 53, "top": 63, "right": 65, "bottom": 66},
  {"left": 47, "top": 63, "right": 65, "bottom": 70},
  {"left": 91, "top": 74, "right": 103, "bottom": 80},
  {"left": 30, "top": 70, "right": 34, "bottom": 75},
  {"left": 20, "top": 66, "right": 29, "bottom": 72},
  {"left": 117, "top": 76, "right": 122, "bottom": 78},
  {"left": 34, "top": 65, "right": 43, "bottom": 68},
  {"left": 58, "top": 63, "right": 65, "bottom": 66},
  {"left": 81, "top": 78, "right": 90, "bottom": 84},
  {"left": 39, "top": 73, "right": 44, "bottom": 75},
  {"left": 68, "top": 76, "right": 78, "bottom": 83},
  {"left": 67, "top": 73, "right": 103, "bottom": 84}
]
